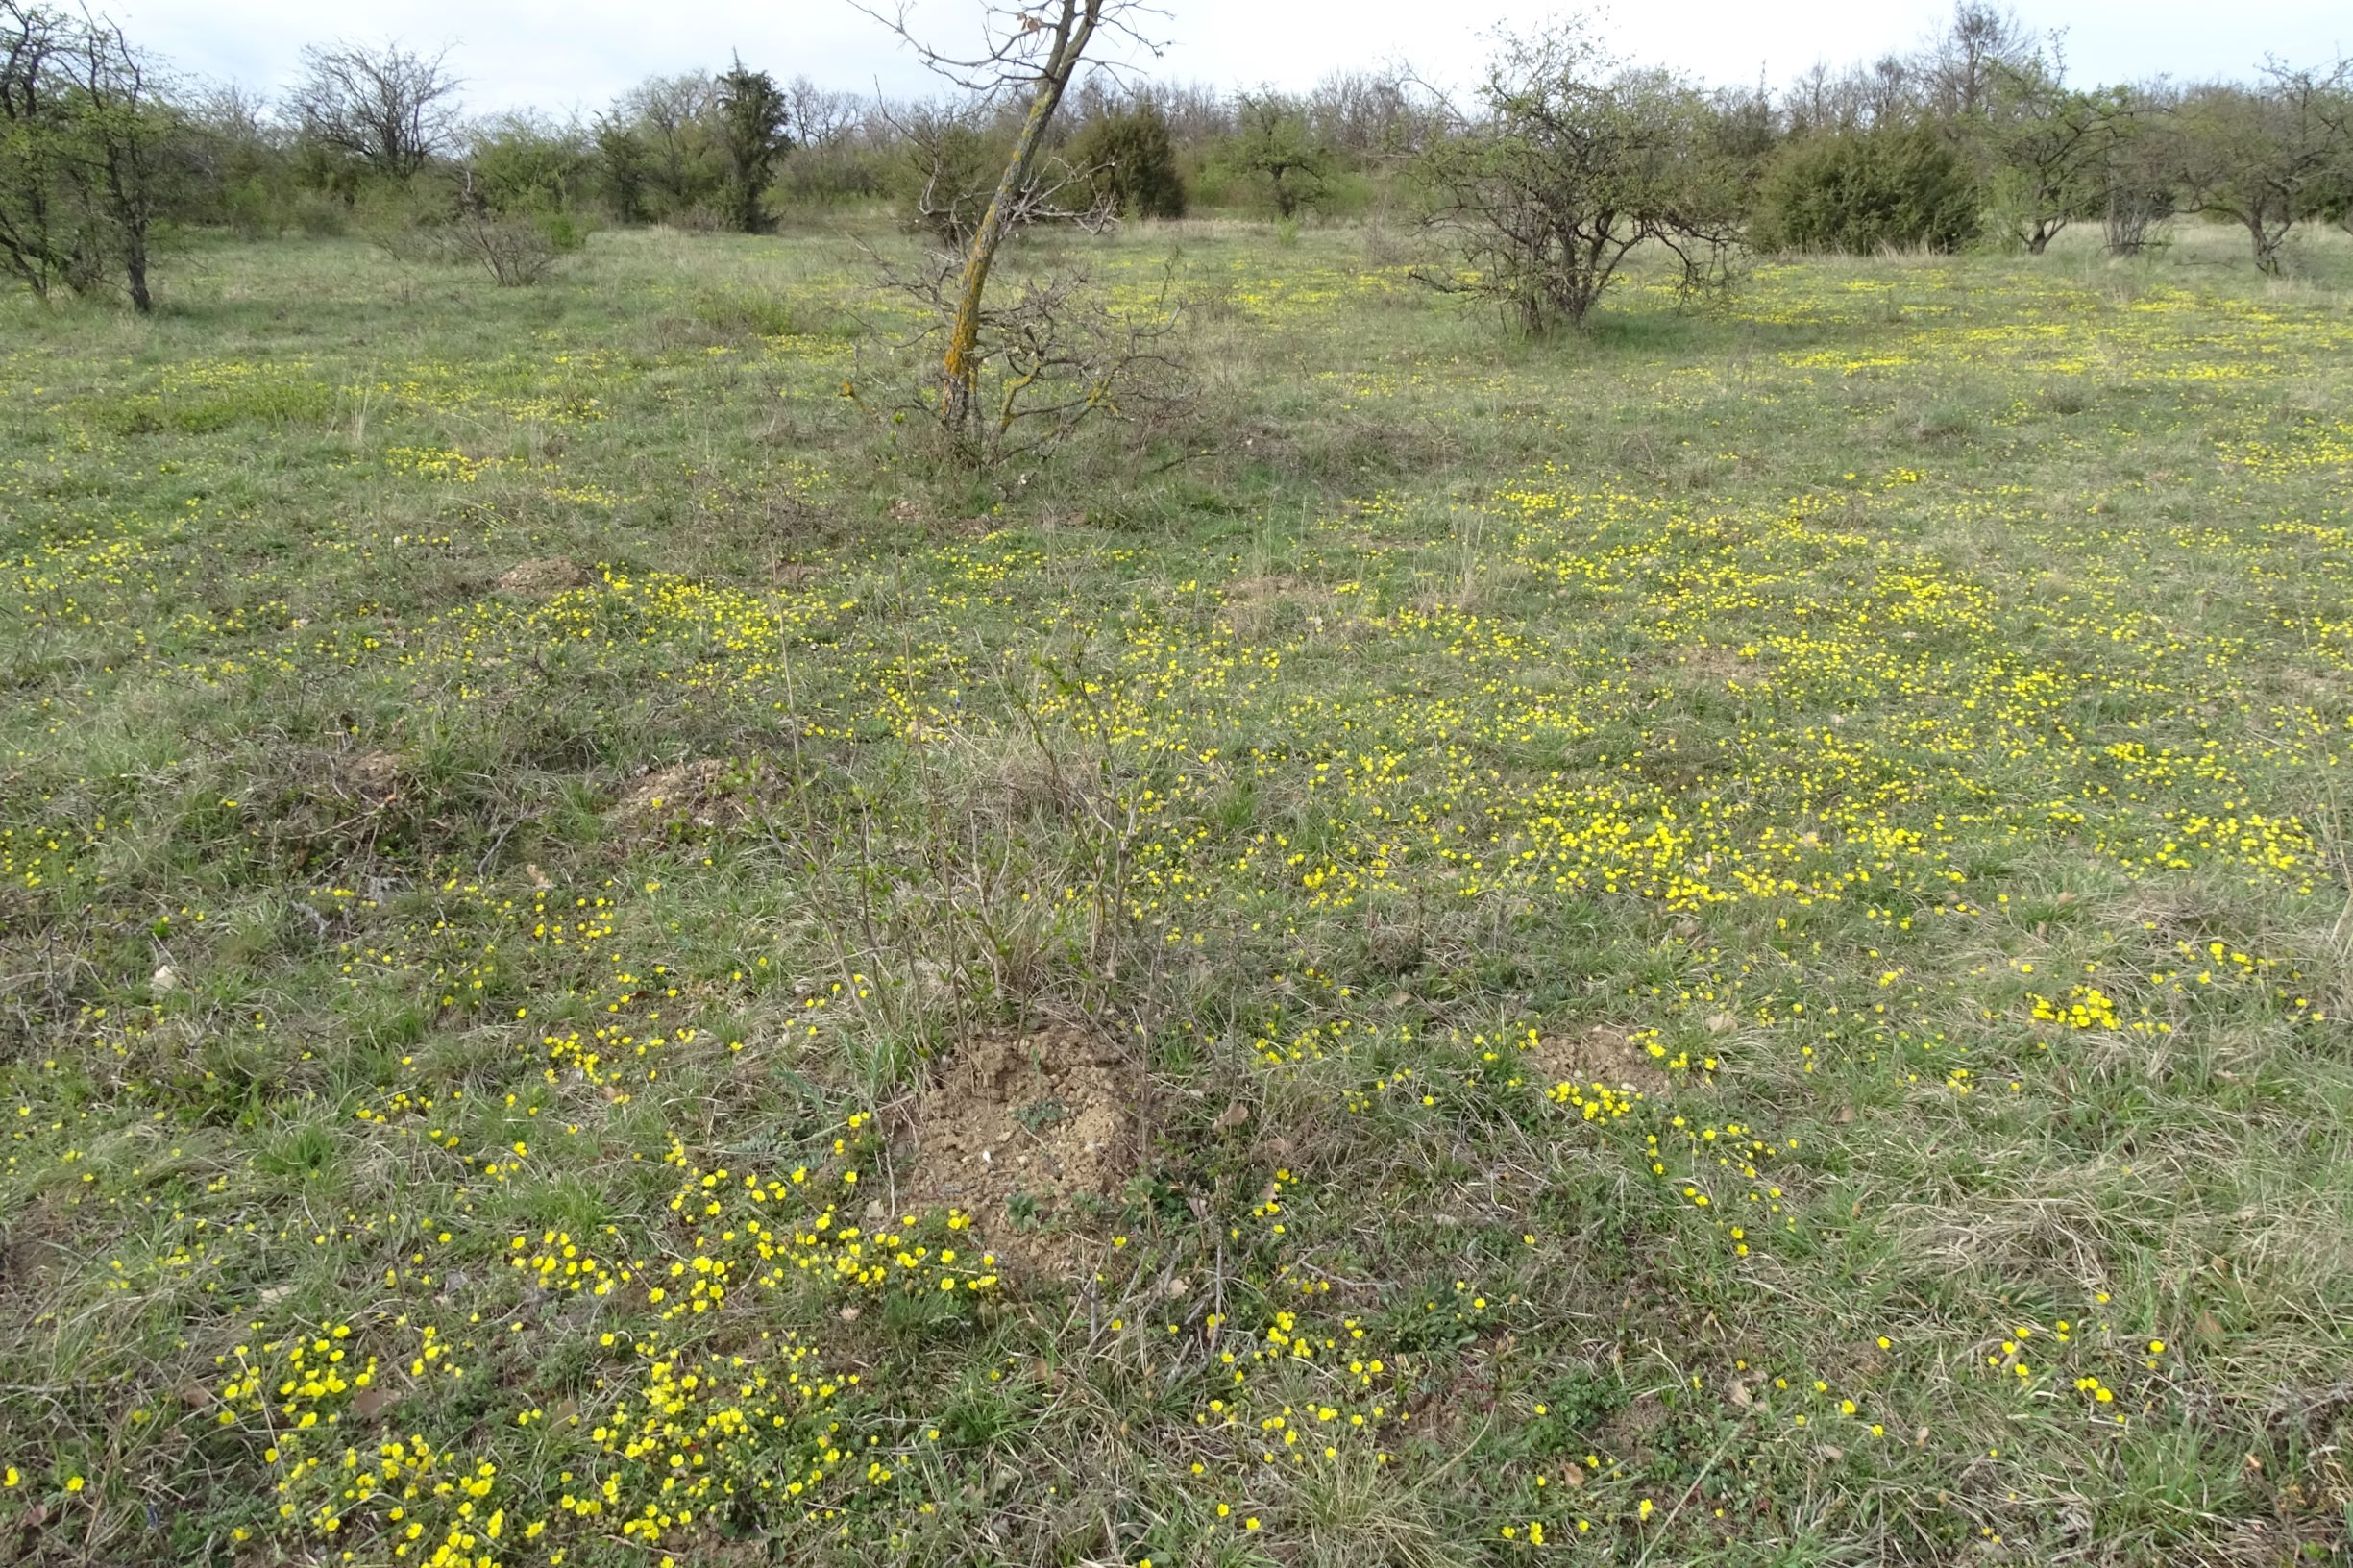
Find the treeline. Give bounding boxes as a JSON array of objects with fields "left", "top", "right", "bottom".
[{"left": 5, "top": 1, "right": 2351, "bottom": 311}]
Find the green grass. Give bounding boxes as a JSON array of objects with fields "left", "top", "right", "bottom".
[{"left": 1, "top": 218, "right": 2350, "bottom": 1568}]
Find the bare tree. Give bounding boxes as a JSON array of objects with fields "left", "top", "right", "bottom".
[
  {"left": 617, "top": 72, "right": 718, "bottom": 215},
  {"left": 1919, "top": 2, "right": 2039, "bottom": 122},
  {"left": 2099, "top": 88, "right": 2179, "bottom": 257},
  {"left": 1785, "top": 60, "right": 1863, "bottom": 135},
  {"left": 286, "top": 39, "right": 462, "bottom": 178},
  {"left": 1415, "top": 21, "right": 1744, "bottom": 333},
  {"left": 1783, "top": 53, "right": 1913, "bottom": 132},
  {"left": 1, "top": 2, "right": 173, "bottom": 307},
  {"left": 0, "top": 1, "right": 76, "bottom": 297},
  {"left": 1307, "top": 68, "right": 1425, "bottom": 159},
  {"left": 859, "top": 0, "right": 1165, "bottom": 438},
  {"left": 2174, "top": 60, "right": 2353, "bottom": 273},
  {"left": 1133, "top": 78, "right": 1230, "bottom": 143},
  {"left": 1232, "top": 88, "right": 1329, "bottom": 217},
  {"left": 1860, "top": 55, "right": 1918, "bottom": 127},
  {"left": 1984, "top": 51, "right": 2132, "bottom": 253},
  {"left": 783, "top": 74, "right": 862, "bottom": 149},
  {"left": 63, "top": 10, "right": 168, "bottom": 310}
]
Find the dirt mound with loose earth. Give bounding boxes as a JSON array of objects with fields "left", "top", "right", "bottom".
[
  {"left": 899, "top": 1025, "right": 1135, "bottom": 1281},
  {"left": 336, "top": 749, "right": 404, "bottom": 802},
  {"left": 495, "top": 557, "right": 595, "bottom": 594},
  {"left": 611, "top": 760, "right": 739, "bottom": 828},
  {"left": 1526, "top": 1025, "right": 1668, "bottom": 1095}
]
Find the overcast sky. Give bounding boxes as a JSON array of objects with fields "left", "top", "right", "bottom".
[{"left": 120, "top": 1, "right": 2350, "bottom": 118}]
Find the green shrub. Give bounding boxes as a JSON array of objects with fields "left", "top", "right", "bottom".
[
  {"left": 1067, "top": 103, "right": 1187, "bottom": 220},
  {"left": 289, "top": 191, "right": 351, "bottom": 238},
  {"left": 219, "top": 179, "right": 281, "bottom": 241},
  {"left": 467, "top": 113, "right": 595, "bottom": 217},
  {"left": 537, "top": 208, "right": 596, "bottom": 254},
  {"left": 1753, "top": 127, "right": 1981, "bottom": 254}
]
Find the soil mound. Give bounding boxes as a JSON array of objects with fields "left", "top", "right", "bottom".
[{"left": 900, "top": 1025, "right": 1135, "bottom": 1280}]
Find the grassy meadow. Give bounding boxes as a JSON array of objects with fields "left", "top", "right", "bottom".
[{"left": 2, "top": 218, "right": 2350, "bottom": 1567}]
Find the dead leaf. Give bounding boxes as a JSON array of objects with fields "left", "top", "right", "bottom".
[
  {"left": 1213, "top": 1099, "right": 1251, "bottom": 1131},
  {"left": 1728, "top": 1379, "right": 1753, "bottom": 1409}
]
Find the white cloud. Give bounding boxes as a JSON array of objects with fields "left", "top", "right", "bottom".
[{"left": 120, "top": 0, "right": 2350, "bottom": 116}]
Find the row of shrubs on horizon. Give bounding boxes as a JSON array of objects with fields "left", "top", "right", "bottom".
[{"left": 6, "top": 2, "right": 2351, "bottom": 306}]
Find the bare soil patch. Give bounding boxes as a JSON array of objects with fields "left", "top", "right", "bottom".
[
  {"left": 1526, "top": 1025, "right": 1669, "bottom": 1095},
  {"left": 610, "top": 759, "right": 740, "bottom": 829},
  {"left": 495, "top": 557, "right": 595, "bottom": 594},
  {"left": 1679, "top": 645, "right": 1759, "bottom": 681},
  {"left": 898, "top": 1024, "right": 1136, "bottom": 1281},
  {"left": 336, "top": 749, "right": 404, "bottom": 803}
]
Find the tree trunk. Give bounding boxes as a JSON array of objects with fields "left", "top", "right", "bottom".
[
  {"left": 98, "top": 143, "right": 151, "bottom": 311},
  {"left": 940, "top": 1, "right": 1102, "bottom": 435},
  {"left": 122, "top": 222, "right": 148, "bottom": 312},
  {"left": 2247, "top": 215, "right": 2279, "bottom": 275}
]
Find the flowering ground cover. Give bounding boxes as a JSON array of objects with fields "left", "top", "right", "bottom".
[{"left": 1, "top": 223, "right": 2348, "bottom": 1567}]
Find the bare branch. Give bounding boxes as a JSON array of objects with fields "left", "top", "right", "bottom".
[
  {"left": 284, "top": 37, "right": 463, "bottom": 178},
  {"left": 850, "top": 1, "right": 1169, "bottom": 99}
]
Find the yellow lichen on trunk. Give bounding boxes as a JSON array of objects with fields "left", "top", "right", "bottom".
[{"left": 937, "top": 2, "right": 1102, "bottom": 434}]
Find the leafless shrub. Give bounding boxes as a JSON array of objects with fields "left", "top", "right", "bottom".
[
  {"left": 1411, "top": 22, "right": 1746, "bottom": 333},
  {"left": 456, "top": 211, "right": 561, "bottom": 285},
  {"left": 893, "top": 99, "right": 1121, "bottom": 250},
  {"left": 2102, "top": 184, "right": 2169, "bottom": 257},
  {"left": 870, "top": 243, "right": 1189, "bottom": 467}
]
